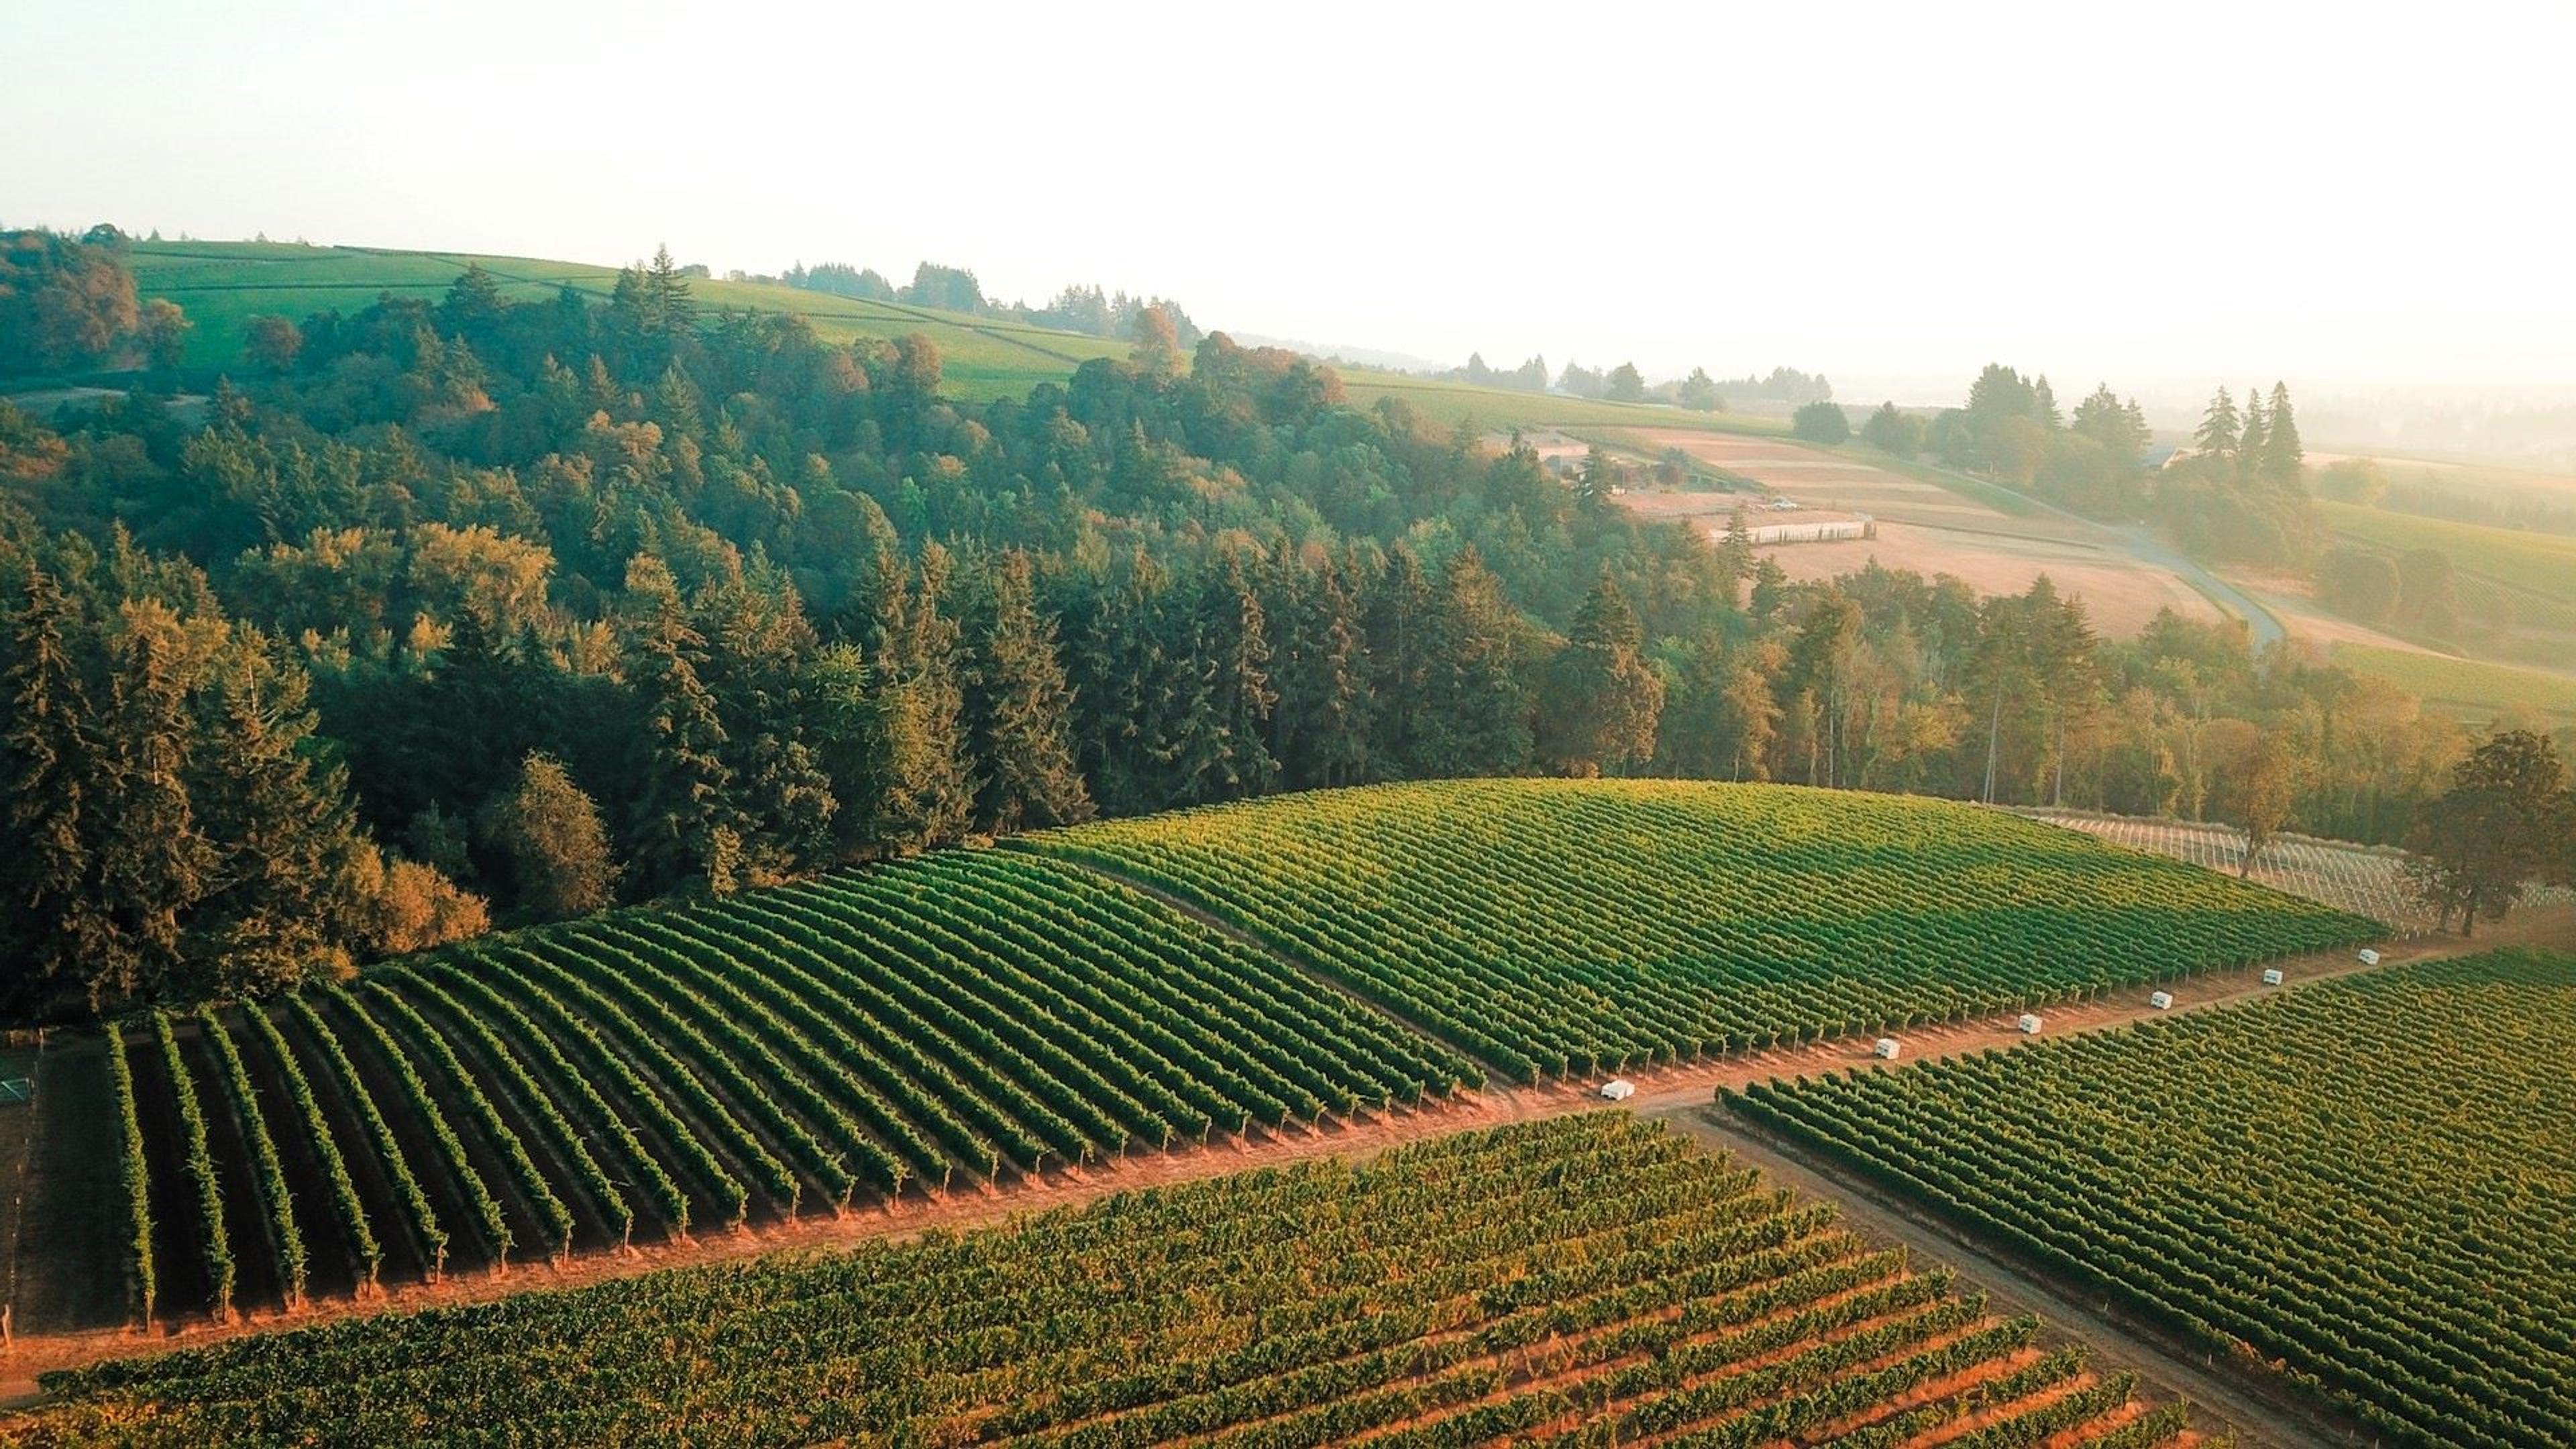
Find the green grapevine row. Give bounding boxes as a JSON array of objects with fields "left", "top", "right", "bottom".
[
  {"left": 1733, "top": 949, "right": 2576, "bottom": 1449},
  {"left": 1027, "top": 779, "right": 2384, "bottom": 1078},
  {"left": 193, "top": 1006, "right": 307, "bottom": 1306},
  {"left": 150, "top": 1013, "right": 232, "bottom": 1320},
  {"left": 34, "top": 1116, "right": 2194, "bottom": 1446},
  {"left": 235, "top": 1006, "right": 382, "bottom": 1291},
  {"left": 105, "top": 1024, "right": 156, "bottom": 1326}
]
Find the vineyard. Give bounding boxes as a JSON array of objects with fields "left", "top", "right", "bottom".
[
  {"left": 99, "top": 850, "right": 1474, "bottom": 1321},
  {"left": 1028, "top": 780, "right": 2385, "bottom": 1079},
  {"left": 1729, "top": 950, "right": 2576, "bottom": 1449},
  {"left": 22, "top": 1114, "right": 2197, "bottom": 1446}
]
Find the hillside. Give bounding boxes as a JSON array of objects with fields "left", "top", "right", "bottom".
[
  {"left": 121, "top": 240, "right": 1134, "bottom": 400},
  {"left": 116, "top": 239, "right": 1771, "bottom": 435},
  {"left": 1028, "top": 780, "right": 2385, "bottom": 1078},
  {"left": 5, "top": 780, "right": 2378, "bottom": 1342}
]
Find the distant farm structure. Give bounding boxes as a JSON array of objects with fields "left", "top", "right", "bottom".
[{"left": 1721, "top": 513, "right": 1874, "bottom": 545}]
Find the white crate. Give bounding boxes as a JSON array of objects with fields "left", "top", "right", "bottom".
[
  {"left": 1599, "top": 1078, "right": 1636, "bottom": 1102},
  {"left": 2017, "top": 1014, "right": 2043, "bottom": 1034},
  {"left": 2262, "top": 969, "right": 2285, "bottom": 986},
  {"left": 2358, "top": 948, "right": 2381, "bottom": 966},
  {"left": 2148, "top": 991, "right": 2174, "bottom": 1010},
  {"left": 1872, "top": 1038, "right": 1902, "bottom": 1061}
]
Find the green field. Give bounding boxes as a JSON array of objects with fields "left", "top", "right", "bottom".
[
  {"left": 120, "top": 241, "right": 1763, "bottom": 427},
  {"left": 1339, "top": 370, "right": 1786, "bottom": 435},
  {"left": 2318, "top": 499, "right": 2576, "bottom": 606},
  {"left": 26, "top": 1114, "right": 2191, "bottom": 1447},
  {"left": 1731, "top": 950, "right": 2576, "bottom": 1449},
  {"left": 101, "top": 850, "right": 1472, "bottom": 1322},
  {"left": 2328, "top": 640, "right": 2576, "bottom": 722},
  {"left": 1023, "top": 779, "right": 2383, "bottom": 1080},
  {"left": 121, "top": 241, "right": 1134, "bottom": 400}
]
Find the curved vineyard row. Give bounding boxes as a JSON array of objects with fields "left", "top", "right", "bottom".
[
  {"left": 1028, "top": 779, "right": 2385, "bottom": 1078},
  {"left": 1731, "top": 949, "right": 2576, "bottom": 1449},
  {"left": 99, "top": 849, "right": 1474, "bottom": 1316},
  {"left": 27, "top": 1115, "right": 2198, "bottom": 1447}
]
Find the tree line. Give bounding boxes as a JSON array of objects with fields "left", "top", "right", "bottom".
[
  {"left": 773, "top": 256, "right": 1201, "bottom": 347},
  {"left": 0, "top": 243, "right": 2548, "bottom": 1020}
]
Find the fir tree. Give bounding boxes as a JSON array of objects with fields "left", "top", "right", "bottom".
[
  {"left": 966, "top": 549, "right": 1092, "bottom": 831},
  {"left": 1, "top": 565, "right": 101, "bottom": 1011},
  {"left": 2236, "top": 388, "right": 2269, "bottom": 480},
  {"left": 2191, "top": 386, "right": 2240, "bottom": 458},
  {"left": 1540, "top": 571, "right": 1664, "bottom": 776},
  {"left": 624, "top": 554, "right": 736, "bottom": 893},
  {"left": 2261, "top": 380, "right": 2303, "bottom": 485}
]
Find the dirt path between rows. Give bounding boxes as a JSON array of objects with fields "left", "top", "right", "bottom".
[{"left": 6, "top": 907, "right": 2565, "bottom": 1409}]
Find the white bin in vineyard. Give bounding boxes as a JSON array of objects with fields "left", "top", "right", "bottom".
[
  {"left": 2263, "top": 969, "right": 2286, "bottom": 986},
  {"left": 2358, "top": 948, "right": 2381, "bottom": 966},
  {"left": 1599, "top": 1078, "right": 1636, "bottom": 1102},
  {"left": 2017, "top": 1014, "right": 2043, "bottom": 1034},
  {"left": 2149, "top": 991, "right": 2174, "bottom": 1010},
  {"left": 1873, "top": 1038, "right": 1902, "bottom": 1061}
]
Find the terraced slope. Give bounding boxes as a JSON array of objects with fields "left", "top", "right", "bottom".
[
  {"left": 104, "top": 851, "right": 1473, "bottom": 1320},
  {"left": 1026, "top": 779, "right": 2385, "bottom": 1079},
  {"left": 28, "top": 1115, "right": 2195, "bottom": 1447},
  {"left": 1732, "top": 950, "right": 2576, "bottom": 1449}
]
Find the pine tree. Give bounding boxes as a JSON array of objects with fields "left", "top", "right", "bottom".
[
  {"left": 2191, "top": 387, "right": 2240, "bottom": 458},
  {"left": 624, "top": 555, "right": 737, "bottom": 894},
  {"left": 966, "top": 549, "right": 1093, "bottom": 831},
  {"left": 1362, "top": 545, "right": 1436, "bottom": 777},
  {"left": 1, "top": 564, "right": 102, "bottom": 1012},
  {"left": 1540, "top": 571, "right": 1664, "bottom": 776},
  {"left": 1269, "top": 549, "right": 1374, "bottom": 790},
  {"left": 2032, "top": 374, "right": 2060, "bottom": 428},
  {"left": 2236, "top": 388, "right": 2269, "bottom": 480},
  {"left": 92, "top": 601, "right": 218, "bottom": 1011},
  {"left": 182, "top": 626, "right": 377, "bottom": 998},
  {"left": 2261, "top": 380, "right": 2303, "bottom": 485},
  {"left": 1415, "top": 547, "right": 1532, "bottom": 776}
]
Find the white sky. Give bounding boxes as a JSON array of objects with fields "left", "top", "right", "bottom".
[{"left": 7, "top": 0, "right": 2574, "bottom": 394}]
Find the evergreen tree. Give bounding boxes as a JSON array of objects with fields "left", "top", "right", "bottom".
[
  {"left": 181, "top": 627, "right": 377, "bottom": 998},
  {"left": 2261, "top": 380, "right": 2304, "bottom": 485},
  {"left": 1362, "top": 545, "right": 1436, "bottom": 778},
  {"left": 1, "top": 565, "right": 102, "bottom": 1012},
  {"left": 1269, "top": 549, "right": 1374, "bottom": 790},
  {"left": 623, "top": 553, "right": 737, "bottom": 893},
  {"left": 2236, "top": 388, "right": 2269, "bottom": 480},
  {"left": 2032, "top": 375, "right": 2060, "bottom": 428},
  {"left": 2191, "top": 386, "right": 2240, "bottom": 458},
  {"left": 92, "top": 601, "right": 218, "bottom": 1011},
  {"left": 966, "top": 549, "right": 1093, "bottom": 831},
  {"left": 1415, "top": 547, "right": 1531, "bottom": 776},
  {"left": 1540, "top": 572, "right": 1664, "bottom": 776}
]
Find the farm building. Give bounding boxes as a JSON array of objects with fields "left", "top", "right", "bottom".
[{"left": 1718, "top": 514, "right": 1874, "bottom": 546}]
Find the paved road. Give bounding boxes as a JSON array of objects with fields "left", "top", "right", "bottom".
[{"left": 1880, "top": 456, "right": 2290, "bottom": 652}]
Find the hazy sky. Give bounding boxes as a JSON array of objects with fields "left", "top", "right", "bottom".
[{"left": 9, "top": 0, "right": 2573, "bottom": 395}]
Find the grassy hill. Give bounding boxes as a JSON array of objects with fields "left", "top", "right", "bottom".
[
  {"left": 121, "top": 240, "right": 1782, "bottom": 436},
  {"left": 123, "top": 240, "right": 1133, "bottom": 400}
]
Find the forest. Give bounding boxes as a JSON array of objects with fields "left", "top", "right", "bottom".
[{"left": 0, "top": 229, "right": 2551, "bottom": 1020}]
